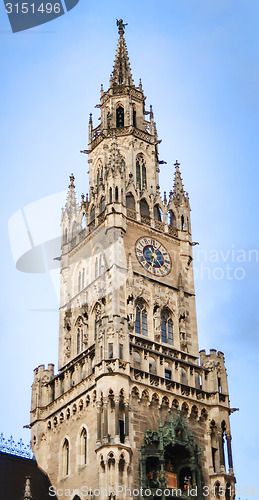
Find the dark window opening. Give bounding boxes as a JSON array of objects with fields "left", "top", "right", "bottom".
[
  {"left": 108, "top": 343, "right": 114, "bottom": 359},
  {"left": 116, "top": 106, "right": 124, "bottom": 128},
  {"left": 119, "top": 344, "right": 123, "bottom": 360},
  {"left": 133, "top": 108, "right": 136, "bottom": 127},
  {"left": 115, "top": 186, "right": 119, "bottom": 201},
  {"left": 119, "top": 419, "right": 125, "bottom": 443}
]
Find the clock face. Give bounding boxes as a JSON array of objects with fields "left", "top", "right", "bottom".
[{"left": 135, "top": 237, "right": 171, "bottom": 276}]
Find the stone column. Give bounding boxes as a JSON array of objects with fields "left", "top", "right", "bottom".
[
  {"left": 115, "top": 398, "right": 120, "bottom": 440},
  {"left": 96, "top": 401, "right": 102, "bottom": 443},
  {"left": 125, "top": 401, "right": 129, "bottom": 440},
  {"left": 103, "top": 398, "right": 109, "bottom": 442},
  {"left": 226, "top": 433, "right": 234, "bottom": 472}
]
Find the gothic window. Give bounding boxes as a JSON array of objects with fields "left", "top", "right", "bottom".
[
  {"left": 164, "top": 362, "right": 172, "bottom": 379},
  {"left": 80, "top": 428, "right": 87, "bottom": 465},
  {"left": 64, "top": 228, "right": 68, "bottom": 244},
  {"left": 109, "top": 187, "right": 112, "bottom": 203},
  {"left": 136, "top": 154, "right": 146, "bottom": 190},
  {"left": 135, "top": 302, "right": 148, "bottom": 336},
  {"left": 62, "top": 439, "right": 69, "bottom": 476},
  {"left": 116, "top": 106, "right": 124, "bottom": 128},
  {"left": 115, "top": 186, "right": 119, "bottom": 201},
  {"left": 81, "top": 214, "right": 86, "bottom": 229},
  {"left": 161, "top": 310, "right": 173, "bottom": 345},
  {"left": 140, "top": 199, "right": 150, "bottom": 218},
  {"left": 97, "top": 170, "right": 100, "bottom": 193},
  {"left": 77, "top": 329, "right": 81, "bottom": 354},
  {"left": 181, "top": 215, "right": 185, "bottom": 230},
  {"left": 149, "top": 356, "right": 157, "bottom": 375},
  {"left": 133, "top": 107, "right": 136, "bottom": 127},
  {"left": 167, "top": 210, "right": 176, "bottom": 227},
  {"left": 90, "top": 205, "right": 95, "bottom": 223},
  {"left": 108, "top": 343, "right": 113, "bottom": 359},
  {"left": 181, "top": 367, "right": 188, "bottom": 385},
  {"left": 133, "top": 351, "right": 141, "bottom": 369},
  {"left": 119, "top": 344, "right": 123, "bottom": 360},
  {"left": 154, "top": 204, "right": 163, "bottom": 222},
  {"left": 99, "top": 196, "right": 106, "bottom": 214},
  {"left": 126, "top": 193, "right": 135, "bottom": 210},
  {"left": 78, "top": 271, "right": 81, "bottom": 293}
]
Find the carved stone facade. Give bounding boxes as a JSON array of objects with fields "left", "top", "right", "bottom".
[{"left": 30, "top": 21, "right": 236, "bottom": 500}]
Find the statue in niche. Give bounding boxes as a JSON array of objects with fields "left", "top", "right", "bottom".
[
  {"left": 127, "top": 296, "right": 134, "bottom": 330},
  {"left": 154, "top": 307, "right": 161, "bottom": 340},
  {"left": 64, "top": 312, "right": 72, "bottom": 358}
]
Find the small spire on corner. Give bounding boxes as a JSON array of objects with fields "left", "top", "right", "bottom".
[{"left": 23, "top": 476, "right": 32, "bottom": 500}]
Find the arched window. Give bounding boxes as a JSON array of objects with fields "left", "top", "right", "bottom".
[
  {"left": 140, "top": 199, "right": 150, "bottom": 218},
  {"left": 80, "top": 428, "right": 87, "bottom": 465},
  {"left": 154, "top": 204, "right": 163, "bottom": 222},
  {"left": 135, "top": 302, "right": 148, "bottom": 336},
  {"left": 81, "top": 214, "right": 86, "bottom": 229},
  {"left": 62, "top": 439, "right": 69, "bottom": 476},
  {"left": 181, "top": 215, "right": 185, "bottom": 230},
  {"left": 181, "top": 367, "right": 187, "bottom": 385},
  {"left": 97, "top": 170, "right": 100, "bottom": 193},
  {"left": 77, "top": 329, "right": 81, "bottom": 354},
  {"left": 115, "top": 186, "right": 119, "bottom": 201},
  {"left": 133, "top": 107, "right": 136, "bottom": 127},
  {"left": 161, "top": 310, "right": 173, "bottom": 345},
  {"left": 133, "top": 351, "right": 141, "bottom": 369},
  {"left": 116, "top": 106, "right": 124, "bottom": 128},
  {"left": 149, "top": 356, "right": 157, "bottom": 375},
  {"left": 164, "top": 362, "right": 172, "bottom": 379},
  {"left": 136, "top": 155, "right": 146, "bottom": 190},
  {"left": 90, "top": 205, "right": 95, "bottom": 223},
  {"left": 78, "top": 271, "right": 81, "bottom": 293},
  {"left": 109, "top": 187, "right": 112, "bottom": 203},
  {"left": 126, "top": 193, "right": 135, "bottom": 210},
  {"left": 167, "top": 210, "right": 176, "bottom": 227},
  {"left": 99, "top": 196, "right": 105, "bottom": 214}
]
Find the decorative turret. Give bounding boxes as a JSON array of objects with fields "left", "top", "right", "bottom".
[
  {"left": 173, "top": 160, "right": 186, "bottom": 206},
  {"left": 61, "top": 174, "right": 81, "bottom": 245}
]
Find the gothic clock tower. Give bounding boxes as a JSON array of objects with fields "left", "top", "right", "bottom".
[{"left": 30, "top": 20, "right": 236, "bottom": 500}]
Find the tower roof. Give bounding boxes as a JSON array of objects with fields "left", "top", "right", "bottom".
[{"left": 110, "top": 19, "right": 134, "bottom": 87}]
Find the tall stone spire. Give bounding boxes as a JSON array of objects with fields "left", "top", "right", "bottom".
[
  {"left": 173, "top": 160, "right": 185, "bottom": 205},
  {"left": 64, "top": 174, "right": 78, "bottom": 218},
  {"left": 110, "top": 19, "right": 134, "bottom": 87},
  {"left": 23, "top": 476, "right": 32, "bottom": 500}
]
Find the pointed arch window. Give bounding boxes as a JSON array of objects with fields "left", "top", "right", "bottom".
[
  {"left": 62, "top": 439, "right": 69, "bottom": 476},
  {"left": 135, "top": 302, "right": 148, "bottom": 336},
  {"left": 109, "top": 187, "right": 112, "bottom": 203},
  {"left": 90, "top": 205, "right": 95, "bottom": 224},
  {"left": 80, "top": 428, "right": 87, "bottom": 465},
  {"left": 161, "top": 310, "right": 173, "bottom": 345},
  {"left": 167, "top": 210, "right": 176, "bottom": 227},
  {"left": 99, "top": 196, "right": 106, "bottom": 214},
  {"left": 136, "top": 154, "right": 146, "bottom": 190},
  {"left": 116, "top": 106, "right": 124, "bottom": 128},
  {"left": 181, "top": 215, "right": 185, "bottom": 230},
  {"left": 133, "top": 107, "right": 136, "bottom": 127},
  {"left": 154, "top": 204, "right": 163, "bottom": 222},
  {"left": 126, "top": 193, "right": 135, "bottom": 210}
]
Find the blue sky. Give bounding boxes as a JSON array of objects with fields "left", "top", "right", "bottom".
[{"left": 1, "top": 0, "right": 259, "bottom": 496}]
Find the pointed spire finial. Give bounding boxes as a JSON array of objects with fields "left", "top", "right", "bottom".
[
  {"left": 23, "top": 476, "right": 32, "bottom": 500},
  {"left": 110, "top": 21, "right": 134, "bottom": 87},
  {"left": 116, "top": 18, "right": 128, "bottom": 35},
  {"left": 69, "top": 174, "right": 75, "bottom": 188}
]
